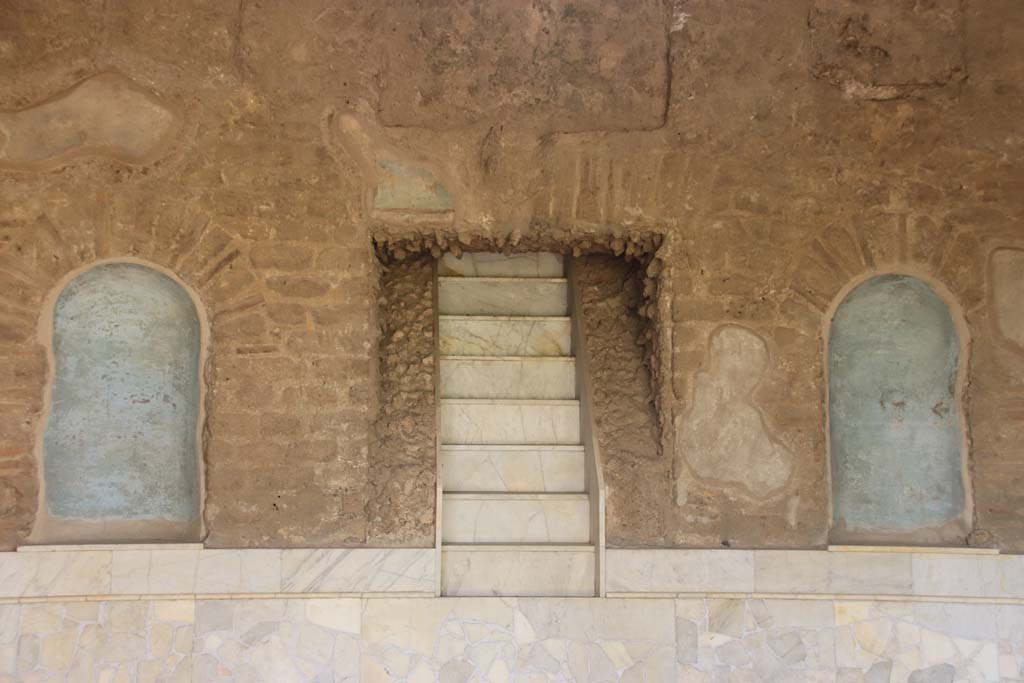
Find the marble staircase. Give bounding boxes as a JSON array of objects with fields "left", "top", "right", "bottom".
[{"left": 437, "top": 252, "right": 596, "bottom": 596}]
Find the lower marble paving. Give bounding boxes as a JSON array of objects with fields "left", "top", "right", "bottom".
[{"left": 2, "top": 596, "right": 1023, "bottom": 682}]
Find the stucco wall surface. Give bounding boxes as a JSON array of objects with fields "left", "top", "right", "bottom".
[{"left": 0, "top": 0, "right": 1022, "bottom": 550}]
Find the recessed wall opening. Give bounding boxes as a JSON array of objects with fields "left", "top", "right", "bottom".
[
  {"left": 827, "top": 272, "right": 972, "bottom": 546},
  {"left": 371, "top": 230, "right": 670, "bottom": 596},
  {"left": 30, "top": 260, "right": 206, "bottom": 545}
]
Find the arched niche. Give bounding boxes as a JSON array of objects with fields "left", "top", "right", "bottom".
[
  {"left": 827, "top": 273, "right": 969, "bottom": 543},
  {"left": 31, "top": 261, "right": 204, "bottom": 543}
]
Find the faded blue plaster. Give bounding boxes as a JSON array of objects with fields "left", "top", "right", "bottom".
[
  {"left": 373, "top": 159, "right": 453, "bottom": 211},
  {"left": 43, "top": 263, "right": 200, "bottom": 522},
  {"left": 829, "top": 274, "right": 964, "bottom": 535}
]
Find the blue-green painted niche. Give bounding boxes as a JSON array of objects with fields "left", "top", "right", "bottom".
[
  {"left": 43, "top": 263, "right": 201, "bottom": 523},
  {"left": 829, "top": 274, "right": 965, "bottom": 536},
  {"left": 373, "top": 159, "right": 453, "bottom": 211}
]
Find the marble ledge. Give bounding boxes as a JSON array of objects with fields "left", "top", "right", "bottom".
[
  {"left": 3, "top": 546, "right": 1024, "bottom": 604},
  {"left": 606, "top": 549, "right": 1024, "bottom": 602},
  {"left": 0, "top": 547, "right": 435, "bottom": 600}
]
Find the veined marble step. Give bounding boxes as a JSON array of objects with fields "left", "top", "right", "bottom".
[
  {"left": 441, "top": 493, "right": 591, "bottom": 544},
  {"left": 442, "top": 545, "right": 595, "bottom": 597},
  {"left": 438, "top": 277, "right": 569, "bottom": 316},
  {"left": 441, "top": 445, "right": 585, "bottom": 492},
  {"left": 439, "top": 316, "right": 571, "bottom": 357},
  {"left": 439, "top": 252, "right": 564, "bottom": 278},
  {"left": 440, "top": 356, "right": 576, "bottom": 400},
  {"left": 440, "top": 399, "right": 581, "bottom": 445}
]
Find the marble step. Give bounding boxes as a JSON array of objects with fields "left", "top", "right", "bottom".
[
  {"left": 439, "top": 316, "right": 572, "bottom": 357},
  {"left": 439, "top": 356, "right": 576, "bottom": 400},
  {"left": 440, "top": 399, "right": 581, "bottom": 445},
  {"left": 441, "top": 445, "right": 585, "bottom": 493},
  {"left": 442, "top": 545, "right": 595, "bottom": 597},
  {"left": 438, "top": 277, "right": 569, "bottom": 316},
  {"left": 439, "top": 252, "right": 564, "bottom": 278},
  {"left": 441, "top": 493, "right": 591, "bottom": 544}
]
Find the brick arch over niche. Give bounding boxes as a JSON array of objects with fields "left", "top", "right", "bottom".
[
  {"left": 30, "top": 260, "right": 207, "bottom": 543},
  {"left": 827, "top": 272, "right": 971, "bottom": 545}
]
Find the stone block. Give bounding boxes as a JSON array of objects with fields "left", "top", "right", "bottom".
[
  {"left": 264, "top": 276, "right": 332, "bottom": 298},
  {"left": 249, "top": 244, "right": 315, "bottom": 271}
]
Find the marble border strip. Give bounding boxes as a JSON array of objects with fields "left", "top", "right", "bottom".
[
  {"left": 0, "top": 547, "right": 435, "bottom": 600},
  {"left": 606, "top": 549, "right": 1024, "bottom": 602},
  {"left": 3, "top": 546, "right": 1023, "bottom": 604}
]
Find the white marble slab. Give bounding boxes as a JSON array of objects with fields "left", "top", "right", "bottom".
[
  {"left": 442, "top": 445, "right": 585, "bottom": 492},
  {"left": 912, "top": 552, "right": 1003, "bottom": 598},
  {"left": 439, "top": 252, "right": 564, "bottom": 278},
  {"left": 440, "top": 399, "right": 581, "bottom": 445},
  {"left": 360, "top": 597, "right": 676, "bottom": 682},
  {"left": 196, "top": 549, "right": 282, "bottom": 594},
  {"left": 4, "top": 599, "right": 195, "bottom": 681},
  {"left": 826, "top": 550, "right": 913, "bottom": 594},
  {"left": 0, "top": 548, "right": 435, "bottom": 598},
  {"left": 676, "top": 597, "right": 1011, "bottom": 681},
  {"left": 3, "top": 596, "right": 1021, "bottom": 681},
  {"left": 608, "top": 548, "right": 1020, "bottom": 599},
  {"left": 2, "top": 547, "right": 1023, "bottom": 603},
  {"left": 112, "top": 548, "right": 201, "bottom": 594},
  {"left": 440, "top": 356, "right": 577, "bottom": 400},
  {"left": 442, "top": 547, "right": 595, "bottom": 596},
  {"left": 439, "top": 316, "right": 572, "bottom": 356},
  {"left": 17, "top": 543, "right": 203, "bottom": 552},
  {"left": 193, "top": 598, "right": 361, "bottom": 682},
  {"left": 0, "top": 550, "right": 111, "bottom": 598},
  {"left": 754, "top": 550, "right": 829, "bottom": 593},
  {"left": 514, "top": 598, "right": 676, "bottom": 680},
  {"left": 442, "top": 493, "right": 591, "bottom": 543},
  {"left": 280, "top": 548, "right": 435, "bottom": 594},
  {"left": 606, "top": 549, "right": 756, "bottom": 594},
  {"left": 360, "top": 598, "right": 518, "bottom": 681},
  {"left": 438, "top": 277, "right": 569, "bottom": 315}
]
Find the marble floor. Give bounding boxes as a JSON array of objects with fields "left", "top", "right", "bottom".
[{"left": 3, "top": 595, "right": 1022, "bottom": 682}]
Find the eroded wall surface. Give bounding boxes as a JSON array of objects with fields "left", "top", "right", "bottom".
[
  {"left": 367, "top": 255, "right": 436, "bottom": 545},
  {"left": 0, "top": 0, "right": 1022, "bottom": 549},
  {"left": 575, "top": 254, "right": 667, "bottom": 545}
]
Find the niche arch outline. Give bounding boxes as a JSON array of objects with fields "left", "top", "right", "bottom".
[
  {"left": 28, "top": 257, "right": 210, "bottom": 545},
  {"left": 823, "top": 266, "right": 973, "bottom": 545}
]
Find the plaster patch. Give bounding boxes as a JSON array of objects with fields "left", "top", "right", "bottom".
[
  {"left": 0, "top": 73, "right": 178, "bottom": 170},
  {"left": 374, "top": 159, "right": 452, "bottom": 212},
  {"left": 675, "top": 325, "right": 794, "bottom": 500},
  {"left": 990, "top": 248, "right": 1024, "bottom": 351},
  {"left": 330, "top": 110, "right": 453, "bottom": 214}
]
